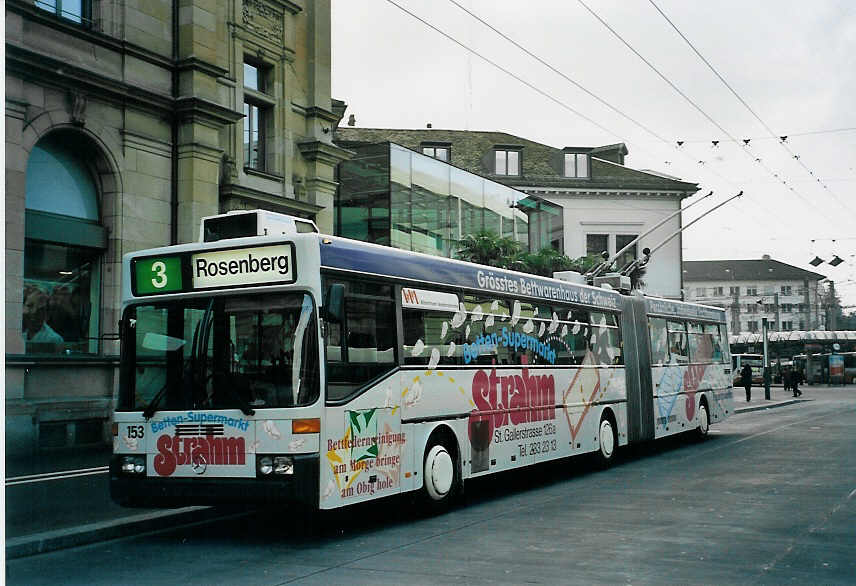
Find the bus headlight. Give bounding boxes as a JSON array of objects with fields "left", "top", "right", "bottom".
[
  {"left": 257, "top": 455, "right": 294, "bottom": 476},
  {"left": 121, "top": 456, "right": 145, "bottom": 475},
  {"left": 273, "top": 456, "right": 293, "bottom": 475}
]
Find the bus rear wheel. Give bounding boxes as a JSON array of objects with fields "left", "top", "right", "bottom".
[
  {"left": 696, "top": 402, "right": 710, "bottom": 439},
  {"left": 421, "top": 440, "right": 458, "bottom": 513},
  {"left": 595, "top": 415, "right": 617, "bottom": 467}
]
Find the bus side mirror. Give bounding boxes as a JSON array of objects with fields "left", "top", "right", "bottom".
[{"left": 325, "top": 284, "right": 345, "bottom": 324}]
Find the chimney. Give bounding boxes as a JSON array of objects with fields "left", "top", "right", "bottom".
[
  {"left": 426, "top": 123, "right": 432, "bottom": 128},
  {"left": 762, "top": 254, "right": 771, "bottom": 260},
  {"left": 347, "top": 114, "right": 355, "bottom": 126}
]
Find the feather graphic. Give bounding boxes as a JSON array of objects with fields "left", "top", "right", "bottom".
[
  {"left": 451, "top": 303, "right": 466, "bottom": 328},
  {"left": 427, "top": 348, "right": 440, "bottom": 369},
  {"left": 548, "top": 312, "right": 559, "bottom": 334},
  {"left": 263, "top": 419, "right": 282, "bottom": 439},
  {"left": 510, "top": 301, "right": 521, "bottom": 326},
  {"left": 411, "top": 339, "right": 425, "bottom": 356}
]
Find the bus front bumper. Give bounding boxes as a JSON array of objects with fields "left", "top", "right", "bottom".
[{"left": 109, "top": 453, "right": 319, "bottom": 508}]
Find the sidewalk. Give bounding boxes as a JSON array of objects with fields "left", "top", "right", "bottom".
[
  {"left": 732, "top": 384, "right": 810, "bottom": 414},
  {"left": 5, "top": 386, "right": 815, "bottom": 559}
]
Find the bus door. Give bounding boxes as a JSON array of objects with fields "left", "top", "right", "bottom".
[{"left": 622, "top": 297, "right": 654, "bottom": 443}]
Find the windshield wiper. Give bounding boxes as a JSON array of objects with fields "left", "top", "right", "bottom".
[{"left": 143, "top": 380, "right": 170, "bottom": 420}]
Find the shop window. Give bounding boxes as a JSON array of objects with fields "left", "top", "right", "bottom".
[{"left": 24, "top": 131, "right": 105, "bottom": 356}]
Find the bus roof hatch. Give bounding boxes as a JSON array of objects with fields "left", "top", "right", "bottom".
[{"left": 199, "top": 210, "right": 318, "bottom": 242}]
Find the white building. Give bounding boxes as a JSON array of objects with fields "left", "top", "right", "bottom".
[{"left": 683, "top": 256, "right": 827, "bottom": 334}]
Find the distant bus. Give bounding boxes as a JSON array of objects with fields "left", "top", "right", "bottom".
[
  {"left": 111, "top": 210, "right": 734, "bottom": 512},
  {"left": 732, "top": 354, "right": 763, "bottom": 386},
  {"left": 794, "top": 352, "right": 856, "bottom": 384}
]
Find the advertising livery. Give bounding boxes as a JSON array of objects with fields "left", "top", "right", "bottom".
[{"left": 112, "top": 210, "right": 732, "bottom": 512}]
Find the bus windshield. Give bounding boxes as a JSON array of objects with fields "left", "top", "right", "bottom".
[{"left": 120, "top": 292, "right": 319, "bottom": 412}]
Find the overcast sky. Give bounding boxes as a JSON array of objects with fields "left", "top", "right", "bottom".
[{"left": 331, "top": 0, "right": 856, "bottom": 307}]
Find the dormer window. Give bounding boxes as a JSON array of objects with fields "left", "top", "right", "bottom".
[
  {"left": 564, "top": 152, "right": 589, "bottom": 178},
  {"left": 421, "top": 143, "right": 450, "bottom": 162},
  {"left": 495, "top": 149, "right": 520, "bottom": 176}
]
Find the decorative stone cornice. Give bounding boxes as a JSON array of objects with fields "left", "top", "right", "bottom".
[
  {"left": 174, "top": 97, "right": 244, "bottom": 128},
  {"left": 175, "top": 57, "right": 229, "bottom": 79},
  {"left": 303, "top": 106, "right": 341, "bottom": 124},
  {"left": 7, "top": 45, "right": 173, "bottom": 115},
  {"left": 297, "top": 139, "right": 353, "bottom": 166},
  {"left": 220, "top": 183, "right": 323, "bottom": 217}
]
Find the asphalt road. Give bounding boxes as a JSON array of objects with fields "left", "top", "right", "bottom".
[{"left": 7, "top": 388, "right": 856, "bottom": 585}]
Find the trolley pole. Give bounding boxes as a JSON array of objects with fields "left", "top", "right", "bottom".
[{"left": 762, "top": 317, "right": 771, "bottom": 400}]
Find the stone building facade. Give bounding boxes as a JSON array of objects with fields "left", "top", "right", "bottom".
[
  {"left": 5, "top": 0, "right": 349, "bottom": 456},
  {"left": 335, "top": 127, "right": 699, "bottom": 299},
  {"left": 683, "top": 256, "right": 827, "bottom": 334}
]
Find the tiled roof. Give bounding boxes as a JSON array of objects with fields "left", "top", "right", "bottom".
[
  {"left": 682, "top": 259, "right": 826, "bottom": 282},
  {"left": 334, "top": 127, "right": 699, "bottom": 194}
]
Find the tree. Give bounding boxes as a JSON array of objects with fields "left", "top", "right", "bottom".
[
  {"left": 455, "top": 231, "right": 521, "bottom": 268},
  {"left": 455, "top": 230, "right": 646, "bottom": 288}
]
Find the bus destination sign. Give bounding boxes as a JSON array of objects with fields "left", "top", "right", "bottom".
[
  {"left": 191, "top": 244, "right": 294, "bottom": 289},
  {"left": 132, "top": 244, "right": 295, "bottom": 296}
]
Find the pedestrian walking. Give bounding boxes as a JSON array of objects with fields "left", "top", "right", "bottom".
[
  {"left": 741, "top": 363, "right": 752, "bottom": 402},
  {"left": 783, "top": 368, "right": 791, "bottom": 395},
  {"left": 792, "top": 368, "right": 803, "bottom": 397}
]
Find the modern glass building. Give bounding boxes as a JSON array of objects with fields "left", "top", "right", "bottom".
[{"left": 336, "top": 143, "right": 563, "bottom": 257}]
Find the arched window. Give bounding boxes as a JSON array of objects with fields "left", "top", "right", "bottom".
[{"left": 23, "top": 131, "right": 106, "bottom": 355}]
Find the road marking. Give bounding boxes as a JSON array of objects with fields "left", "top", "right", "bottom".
[{"left": 6, "top": 466, "right": 109, "bottom": 486}]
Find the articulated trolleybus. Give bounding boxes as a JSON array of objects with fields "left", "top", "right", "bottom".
[{"left": 111, "top": 210, "right": 734, "bottom": 511}]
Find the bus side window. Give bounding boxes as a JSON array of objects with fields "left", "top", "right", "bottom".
[
  {"left": 402, "top": 307, "right": 462, "bottom": 366},
  {"left": 702, "top": 323, "right": 722, "bottom": 362},
  {"left": 591, "top": 311, "right": 622, "bottom": 366},
  {"left": 648, "top": 318, "right": 669, "bottom": 365},
  {"left": 667, "top": 321, "right": 689, "bottom": 364},
  {"left": 324, "top": 279, "right": 396, "bottom": 401}
]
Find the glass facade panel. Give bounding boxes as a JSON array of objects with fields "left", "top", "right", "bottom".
[
  {"left": 337, "top": 145, "right": 391, "bottom": 245},
  {"left": 338, "top": 144, "right": 532, "bottom": 257},
  {"left": 519, "top": 197, "right": 563, "bottom": 252}
]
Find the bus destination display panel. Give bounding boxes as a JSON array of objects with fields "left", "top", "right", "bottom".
[{"left": 131, "top": 243, "right": 295, "bottom": 296}]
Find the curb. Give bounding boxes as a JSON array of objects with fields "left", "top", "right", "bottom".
[
  {"left": 5, "top": 506, "right": 246, "bottom": 560},
  {"left": 734, "top": 398, "right": 808, "bottom": 414}
]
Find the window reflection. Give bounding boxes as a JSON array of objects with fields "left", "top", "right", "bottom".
[{"left": 24, "top": 242, "right": 100, "bottom": 355}]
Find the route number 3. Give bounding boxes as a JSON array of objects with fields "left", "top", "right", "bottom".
[{"left": 151, "top": 261, "right": 168, "bottom": 289}]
